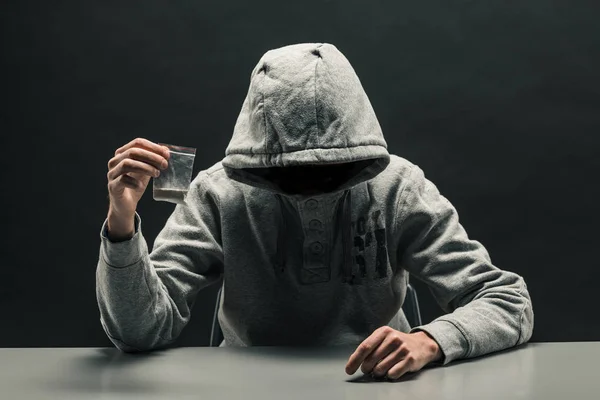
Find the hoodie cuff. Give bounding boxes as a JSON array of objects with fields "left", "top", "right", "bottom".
[
  {"left": 410, "top": 319, "right": 469, "bottom": 365},
  {"left": 100, "top": 213, "right": 144, "bottom": 268}
]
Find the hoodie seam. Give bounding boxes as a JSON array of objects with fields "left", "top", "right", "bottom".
[
  {"left": 227, "top": 142, "right": 386, "bottom": 156},
  {"left": 101, "top": 255, "right": 142, "bottom": 270},
  {"left": 205, "top": 165, "right": 224, "bottom": 177},
  {"left": 262, "top": 91, "right": 268, "bottom": 154},
  {"left": 314, "top": 53, "right": 320, "bottom": 147},
  {"left": 200, "top": 172, "right": 222, "bottom": 211},
  {"left": 515, "top": 280, "right": 527, "bottom": 346},
  {"left": 393, "top": 165, "right": 417, "bottom": 229},
  {"left": 140, "top": 257, "right": 171, "bottom": 343},
  {"left": 436, "top": 317, "right": 472, "bottom": 358},
  {"left": 107, "top": 333, "right": 142, "bottom": 352},
  {"left": 101, "top": 319, "right": 143, "bottom": 352}
]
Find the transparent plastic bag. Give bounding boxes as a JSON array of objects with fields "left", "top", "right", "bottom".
[{"left": 153, "top": 143, "right": 196, "bottom": 204}]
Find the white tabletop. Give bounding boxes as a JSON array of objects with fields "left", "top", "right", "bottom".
[{"left": 1, "top": 342, "right": 598, "bottom": 400}]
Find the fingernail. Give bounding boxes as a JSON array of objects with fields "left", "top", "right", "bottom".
[
  {"left": 155, "top": 170, "right": 160, "bottom": 177},
  {"left": 161, "top": 161, "right": 168, "bottom": 170}
]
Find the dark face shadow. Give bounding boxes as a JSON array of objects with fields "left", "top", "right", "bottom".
[{"left": 245, "top": 159, "right": 376, "bottom": 195}]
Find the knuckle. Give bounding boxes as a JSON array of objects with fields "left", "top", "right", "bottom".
[
  {"left": 122, "top": 158, "right": 135, "bottom": 168},
  {"left": 123, "top": 176, "right": 137, "bottom": 188},
  {"left": 361, "top": 357, "right": 373, "bottom": 368},
  {"left": 154, "top": 155, "right": 164, "bottom": 167},
  {"left": 390, "top": 336, "right": 403, "bottom": 346},
  {"left": 126, "top": 147, "right": 138, "bottom": 157},
  {"left": 108, "top": 156, "right": 118, "bottom": 169},
  {"left": 428, "top": 340, "right": 439, "bottom": 354},
  {"left": 360, "top": 343, "right": 372, "bottom": 353}
]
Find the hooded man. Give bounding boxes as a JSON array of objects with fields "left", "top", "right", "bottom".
[{"left": 99, "top": 43, "right": 534, "bottom": 380}]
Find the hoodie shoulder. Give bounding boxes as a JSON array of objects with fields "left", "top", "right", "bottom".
[
  {"left": 191, "top": 162, "right": 228, "bottom": 190},
  {"left": 365, "top": 154, "right": 417, "bottom": 211},
  {"left": 372, "top": 154, "right": 416, "bottom": 186},
  {"left": 205, "top": 162, "right": 226, "bottom": 178},
  {"left": 191, "top": 161, "right": 261, "bottom": 207}
]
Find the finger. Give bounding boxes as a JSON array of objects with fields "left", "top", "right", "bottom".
[
  {"left": 386, "top": 354, "right": 416, "bottom": 380},
  {"left": 361, "top": 334, "right": 403, "bottom": 374},
  {"left": 119, "top": 174, "right": 142, "bottom": 190},
  {"left": 107, "top": 175, "right": 139, "bottom": 195},
  {"left": 372, "top": 346, "right": 409, "bottom": 377},
  {"left": 127, "top": 170, "right": 152, "bottom": 184},
  {"left": 345, "top": 327, "right": 391, "bottom": 375},
  {"left": 115, "top": 138, "right": 170, "bottom": 160},
  {"left": 107, "top": 158, "right": 160, "bottom": 181},
  {"left": 108, "top": 147, "right": 168, "bottom": 171},
  {"left": 107, "top": 174, "right": 145, "bottom": 195}
]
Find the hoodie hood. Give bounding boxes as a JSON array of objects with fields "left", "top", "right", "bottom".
[{"left": 222, "top": 43, "right": 390, "bottom": 194}]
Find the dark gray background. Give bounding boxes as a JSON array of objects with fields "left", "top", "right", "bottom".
[{"left": 1, "top": 0, "right": 598, "bottom": 347}]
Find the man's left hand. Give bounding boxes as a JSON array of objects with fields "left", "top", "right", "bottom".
[{"left": 345, "top": 326, "right": 443, "bottom": 380}]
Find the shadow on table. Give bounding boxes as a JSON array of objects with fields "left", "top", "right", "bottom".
[
  {"left": 79, "top": 347, "right": 168, "bottom": 367},
  {"left": 444, "top": 342, "right": 532, "bottom": 367},
  {"left": 347, "top": 370, "right": 424, "bottom": 384},
  {"left": 42, "top": 347, "right": 170, "bottom": 395},
  {"left": 230, "top": 344, "right": 356, "bottom": 359},
  {"left": 43, "top": 342, "right": 535, "bottom": 395},
  {"left": 231, "top": 345, "right": 432, "bottom": 384}
]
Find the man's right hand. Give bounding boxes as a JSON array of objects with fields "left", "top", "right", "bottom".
[{"left": 106, "top": 138, "right": 170, "bottom": 241}]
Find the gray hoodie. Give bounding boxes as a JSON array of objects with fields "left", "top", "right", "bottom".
[{"left": 96, "top": 43, "right": 533, "bottom": 365}]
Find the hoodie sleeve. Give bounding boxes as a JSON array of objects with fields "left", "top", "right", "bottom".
[
  {"left": 395, "top": 165, "right": 534, "bottom": 365},
  {"left": 96, "top": 174, "right": 223, "bottom": 352}
]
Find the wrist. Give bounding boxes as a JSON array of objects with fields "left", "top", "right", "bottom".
[
  {"left": 413, "top": 330, "right": 443, "bottom": 363},
  {"left": 107, "top": 207, "right": 135, "bottom": 241}
]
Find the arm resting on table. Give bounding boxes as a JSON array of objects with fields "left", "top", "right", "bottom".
[
  {"left": 396, "top": 166, "right": 534, "bottom": 365},
  {"left": 96, "top": 174, "right": 224, "bottom": 352}
]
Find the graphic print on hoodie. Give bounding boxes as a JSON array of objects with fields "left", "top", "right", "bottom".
[{"left": 96, "top": 43, "right": 533, "bottom": 365}]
